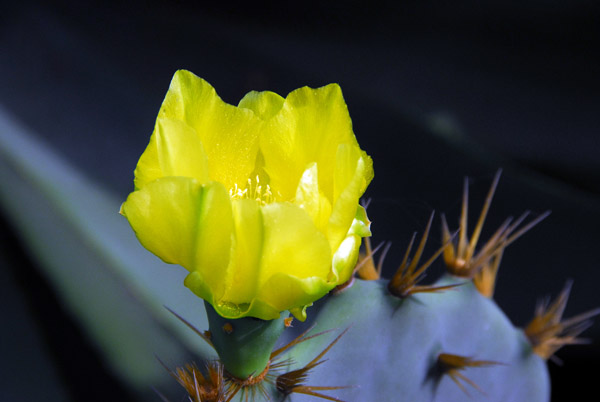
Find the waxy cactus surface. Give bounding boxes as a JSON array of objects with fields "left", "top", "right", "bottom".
[{"left": 283, "top": 275, "right": 550, "bottom": 401}]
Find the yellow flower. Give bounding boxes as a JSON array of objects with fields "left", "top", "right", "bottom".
[{"left": 121, "top": 70, "right": 373, "bottom": 320}]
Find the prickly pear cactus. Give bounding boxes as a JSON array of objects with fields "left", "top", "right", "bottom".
[
  {"left": 159, "top": 172, "right": 597, "bottom": 402},
  {"left": 120, "top": 71, "right": 598, "bottom": 402},
  {"left": 284, "top": 276, "right": 549, "bottom": 401}
]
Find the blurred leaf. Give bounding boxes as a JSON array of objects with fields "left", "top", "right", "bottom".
[{"left": 0, "top": 107, "right": 214, "bottom": 394}]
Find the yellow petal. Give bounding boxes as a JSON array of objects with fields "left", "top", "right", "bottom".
[
  {"left": 159, "top": 70, "right": 262, "bottom": 190},
  {"left": 260, "top": 202, "right": 332, "bottom": 282},
  {"left": 260, "top": 84, "right": 358, "bottom": 202},
  {"left": 257, "top": 202, "right": 333, "bottom": 319},
  {"left": 156, "top": 117, "right": 210, "bottom": 182},
  {"left": 260, "top": 274, "right": 331, "bottom": 321},
  {"left": 121, "top": 177, "right": 234, "bottom": 301},
  {"left": 295, "top": 162, "right": 319, "bottom": 213},
  {"left": 332, "top": 234, "right": 361, "bottom": 284},
  {"left": 190, "top": 182, "right": 235, "bottom": 301},
  {"left": 221, "top": 199, "right": 264, "bottom": 305},
  {"left": 133, "top": 130, "right": 163, "bottom": 191},
  {"left": 327, "top": 144, "right": 374, "bottom": 251},
  {"left": 238, "top": 90, "right": 284, "bottom": 120},
  {"left": 293, "top": 163, "right": 332, "bottom": 233},
  {"left": 350, "top": 205, "right": 372, "bottom": 238},
  {"left": 333, "top": 144, "right": 373, "bottom": 203},
  {"left": 134, "top": 118, "right": 210, "bottom": 190},
  {"left": 199, "top": 201, "right": 333, "bottom": 321}
]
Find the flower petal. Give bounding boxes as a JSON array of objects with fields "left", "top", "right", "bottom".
[
  {"left": 332, "top": 234, "right": 361, "bottom": 284},
  {"left": 238, "top": 90, "right": 285, "bottom": 120},
  {"left": 133, "top": 130, "right": 162, "bottom": 191},
  {"left": 350, "top": 205, "right": 372, "bottom": 238},
  {"left": 260, "top": 84, "right": 358, "bottom": 202},
  {"left": 199, "top": 201, "right": 334, "bottom": 321},
  {"left": 159, "top": 70, "right": 262, "bottom": 190},
  {"left": 260, "top": 202, "right": 332, "bottom": 282},
  {"left": 327, "top": 144, "right": 374, "bottom": 251},
  {"left": 257, "top": 202, "right": 333, "bottom": 320},
  {"left": 260, "top": 274, "right": 331, "bottom": 321},
  {"left": 221, "top": 199, "right": 264, "bottom": 305},
  {"left": 158, "top": 118, "right": 210, "bottom": 180},
  {"left": 121, "top": 177, "right": 233, "bottom": 301},
  {"left": 134, "top": 118, "right": 210, "bottom": 190},
  {"left": 294, "top": 162, "right": 332, "bottom": 233}
]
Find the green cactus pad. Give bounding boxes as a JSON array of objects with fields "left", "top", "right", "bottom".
[{"left": 283, "top": 275, "right": 550, "bottom": 401}]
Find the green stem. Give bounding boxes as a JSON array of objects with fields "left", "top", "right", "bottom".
[{"left": 204, "top": 301, "right": 287, "bottom": 379}]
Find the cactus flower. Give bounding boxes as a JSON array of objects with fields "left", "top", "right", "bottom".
[{"left": 121, "top": 70, "right": 373, "bottom": 320}]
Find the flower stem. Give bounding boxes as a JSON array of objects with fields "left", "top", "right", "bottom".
[{"left": 204, "top": 301, "right": 287, "bottom": 380}]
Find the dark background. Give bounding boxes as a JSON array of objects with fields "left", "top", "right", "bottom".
[{"left": 1, "top": 1, "right": 599, "bottom": 401}]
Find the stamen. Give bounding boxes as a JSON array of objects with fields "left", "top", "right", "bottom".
[{"left": 229, "top": 175, "right": 277, "bottom": 205}]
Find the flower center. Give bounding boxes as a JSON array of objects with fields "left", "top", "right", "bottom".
[{"left": 229, "top": 175, "right": 277, "bottom": 205}]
